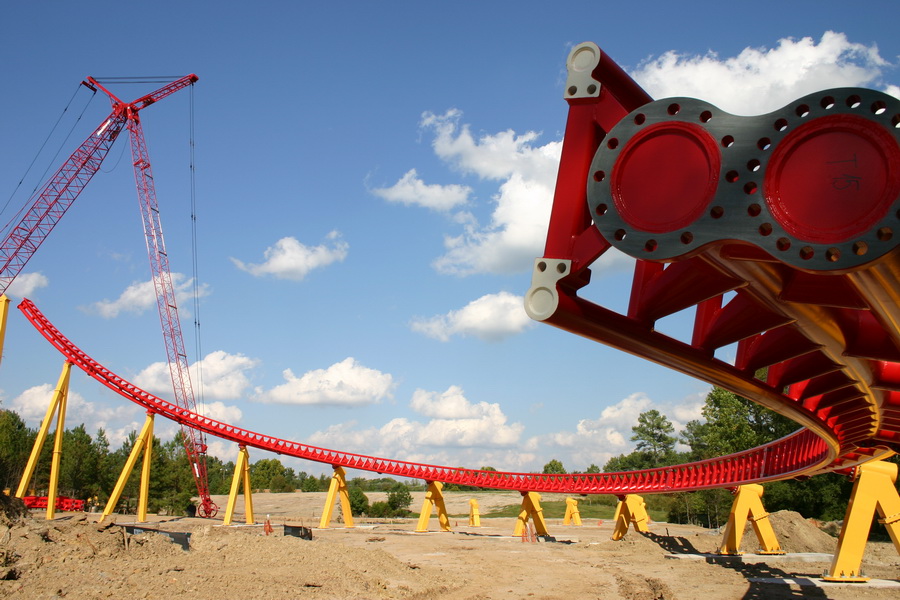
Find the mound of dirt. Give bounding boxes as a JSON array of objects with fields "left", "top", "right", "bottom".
[
  {"left": 762, "top": 510, "right": 838, "bottom": 554},
  {"left": 0, "top": 513, "right": 456, "bottom": 599},
  {"left": 0, "top": 494, "right": 27, "bottom": 526}
]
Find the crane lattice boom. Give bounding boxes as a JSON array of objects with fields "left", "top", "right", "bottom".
[{"left": 1, "top": 74, "right": 217, "bottom": 517}]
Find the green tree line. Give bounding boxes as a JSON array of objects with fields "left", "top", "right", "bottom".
[
  {"left": 0, "top": 408, "right": 421, "bottom": 517},
  {"left": 596, "top": 385, "right": 883, "bottom": 529}
]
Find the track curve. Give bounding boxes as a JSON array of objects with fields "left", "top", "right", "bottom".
[{"left": 19, "top": 298, "right": 870, "bottom": 495}]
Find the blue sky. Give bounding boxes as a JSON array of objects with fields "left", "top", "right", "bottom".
[{"left": 1, "top": 1, "right": 898, "bottom": 476}]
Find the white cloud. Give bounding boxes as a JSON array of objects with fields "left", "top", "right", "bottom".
[
  {"left": 417, "top": 110, "right": 561, "bottom": 276},
  {"left": 308, "top": 385, "right": 524, "bottom": 459},
  {"left": 410, "top": 291, "right": 533, "bottom": 342},
  {"left": 371, "top": 169, "right": 471, "bottom": 211},
  {"left": 134, "top": 350, "right": 258, "bottom": 403},
  {"left": 522, "top": 390, "right": 709, "bottom": 471},
  {"left": 84, "top": 273, "right": 209, "bottom": 318},
  {"left": 196, "top": 400, "right": 244, "bottom": 425},
  {"left": 191, "top": 350, "right": 260, "bottom": 400},
  {"left": 302, "top": 387, "right": 707, "bottom": 473},
  {"left": 631, "top": 31, "right": 894, "bottom": 115},
  {"left": 255, "top": 357, "right": 394, "bottom": 406},
  {"left": 410, "top": 385, "right": 499, "bottom": 419},
  {"left": 6, "top": 272, "right": 49, "bottom": 298},
  {"left": 9, "top": 382, "right": 141, "bottom": 447},
  {"left": 231, "top": 232, "right": 348, "bottom": 281}
]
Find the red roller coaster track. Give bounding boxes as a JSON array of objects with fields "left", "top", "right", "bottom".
[
  {"left": 12, "top": 43, "right": 900, "bottom": 499},
  {"left": 16, "top": 298, "right": 887, "bottom": 494}
]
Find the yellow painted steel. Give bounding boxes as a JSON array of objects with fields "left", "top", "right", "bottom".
[
  {"left": 416, "top": 481, "right": 450, "bottom": 532},
  {"left": 468, "top": 498, "right": 481, "bottom": 527},
  {"left": 563, "top": 497, "right": 582, "bottom": 526},
  {"left": 825, "top": 460, "right": 900, "bottom": 582},
  {"left": 513, "top": 491, "right": 549, "bottom": 537},
  {"left": 100, "top": 412, "right": 155, "bottom": 523},
  {"left": 611, "top": 494, "right": 649, "bottom": 540},
  {"left": 223, "top": 445, "right": 254, "bottom": 526},
  {"left": 319, "top": 466, "right": 354, "bottom": 529},
  {"left": 135, "top": 414, "right": 155, "bottom": 523},
  {"left": 45, "top": 372, "right": 69, "bottom": 521},
  {"left": 0, "top": 295, "right": 10, "bottom": 367},
  {"left": 15, "top": 362, "right": 72, "bottom": 505},
  {"left": 718, "top": 484, "right": 784, "bottom": 555}
]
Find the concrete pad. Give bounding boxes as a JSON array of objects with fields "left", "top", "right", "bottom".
[
  {"left": 748, "top": 577, "right": 900, "bottom": 589},
  {"left": 665, "top": 552, "right": 833, "bottom": 563}
]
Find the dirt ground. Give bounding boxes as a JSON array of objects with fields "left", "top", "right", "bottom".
[{"left": 2, "top": 491, "right": 899, "bottom": 599}]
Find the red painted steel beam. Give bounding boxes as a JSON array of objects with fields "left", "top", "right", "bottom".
[
  {"left": 19, "top": 297, "right": 871, "bottom": 495},
  {"left": 526, "top": 42, "right": 900, "bottom": 479}
]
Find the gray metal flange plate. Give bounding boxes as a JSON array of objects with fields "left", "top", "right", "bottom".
[{"left": 587, "top": 88, "right": 900, "bottom": 271}]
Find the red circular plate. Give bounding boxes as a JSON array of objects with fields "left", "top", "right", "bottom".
[
  {"left": 610, "top": 121, "right": 720, "bottom": 234},
  {"left": 765, "top": 114, "right": 900, "bottom": 244}
]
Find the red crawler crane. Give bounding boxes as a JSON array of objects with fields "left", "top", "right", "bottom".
[{"left": 0, "top": 75, "right": 218, "bottom": 517}]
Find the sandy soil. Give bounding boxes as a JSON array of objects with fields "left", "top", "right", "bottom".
[{"left": 2, "top": 491, "right": 899, "bottom": 599}]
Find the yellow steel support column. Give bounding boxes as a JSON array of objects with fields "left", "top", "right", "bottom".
[
  {"left": 16, "top": 362, "right": 72, "bottom": 503},
  {"left": 611, "top": 494, "right": 649, "bottom": 540},
  {"left": 825, "top": 460, "right": 900, "bottom": 582},
  {"left": 45, "top": 373, "right": 69, "bottom": 521},
  {"left": 100, "top": 412, "right": 155, "bottom": 524},
  {"left": 468, "top": 498, "right": 481, "bottom": 527},
  {"left": 718, "top": 484, "right": 784, "bottom": 555},
  {"left": 513, "top": 491, "right": 549, "bottom": 537},
  {"left": 416, "top": 481, "right": 450, "bottom": 532},
  {"left": 563, "top": 497, "right": 582, "bottom": 526},
  {"left": 319, "top": 466, "right": 354, "bottom": 529},
  {"left": 0, "top": 294, "right": 10, "bottom": 368},
  {"left": 135, "top": 414, "right": 155, "bottom": 523},
  {"left": 223, "top": 445, "right": 254, "bottom": 526}
]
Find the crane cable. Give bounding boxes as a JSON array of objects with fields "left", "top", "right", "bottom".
[
  {"left": 188, "top": 81, "right": 206, "bottom": 415},
  {"left": 1, "top": 83, "right": 96, "bottom": 234}
]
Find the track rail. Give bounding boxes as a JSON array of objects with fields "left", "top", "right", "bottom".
[{"left": 19, "top": 298, "right": 870, "bottom": 495}]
